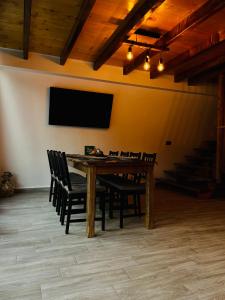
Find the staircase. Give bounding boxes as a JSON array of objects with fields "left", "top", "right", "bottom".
[{"left": 157, "top": 141, "right": 217, "bottom": 197}]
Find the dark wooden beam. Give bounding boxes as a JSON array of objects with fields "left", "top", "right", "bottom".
[
  {"left": 23, "top": 0, "right": 32, "bottom": 60},
  {"left": 174, "top": 39, "right": 225, "bottom": 82},
  {"left": 155, "top": 0, "right": 225, "bottom": 48},
  {"left": 188, "top": 63, "right": 225, "bottom": 85},
  {"left": 124, "top": 39, "right": 169, "bottom": 51},
  {"left": 93, "top": 0, "right": 165, "bottom": 71},
  {"left": 60, "top": 0, "right": 96, "bottom": 65}
]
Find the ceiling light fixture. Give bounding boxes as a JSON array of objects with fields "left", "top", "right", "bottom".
[
  {"left": 157, "top": 56, "right": 165, "bottom": 72},
  {"left": 143, "top": 51, "right": 150, "bottom": 71},
  {"left": 126, "top": 45, "right": 133, "bottom": 61}
]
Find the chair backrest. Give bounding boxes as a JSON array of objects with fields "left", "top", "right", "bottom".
[
  {"left": 142, "top": 152, "right": 157, "bottom": 164},
  {"left": 55, "top": 151, "right": 64, "bottom": 182},
  {"left": 120, "top": 151, "right": 129, "bottom": 157},
  {"left": 129, "top": 152, "right": 142, "bottom": 159},
  {"left": 109, "top": 150, "right": 119, "bottom": 156},
  {"left": 47, "top": 150, "right": 53, "bottom": 175},
  {"left": 137, "top": 152, "right": 157, "bottom": 182},
  {"left": 52, "top": 150, "right": 61, "bottom": 180},
  {"left": 49, "top": 150, "right": 59, "bottom": 179},
  {"left": 60, "top": 152, "right": 72, "bottom": 191}
]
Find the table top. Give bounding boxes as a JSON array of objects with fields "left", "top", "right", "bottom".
[{"left": 67, "top": 154, "right": 153, "bottom": 168}]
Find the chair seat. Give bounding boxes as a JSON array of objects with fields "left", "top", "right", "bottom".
[
  {"left": 68, "top": 183, "right": 106, "bottom": 196},
  {"left": 69, "top": 172, "right": 87, "bottom": 184},
  {"left": 98, "top": 174, "right": 119, "bottom": 183},
  {"left": 98, "top": 175, "right": 145, "bottom": 193}
]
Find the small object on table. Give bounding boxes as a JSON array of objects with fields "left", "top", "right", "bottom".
[{"left": 84, "top": 145, "right": 95, "bottom": 156}]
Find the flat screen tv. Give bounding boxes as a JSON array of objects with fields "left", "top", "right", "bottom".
[{"left": 48, "top": 87, "right": 113, "bottom": 128}]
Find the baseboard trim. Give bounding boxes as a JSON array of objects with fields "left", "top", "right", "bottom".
[{"left": 15, "top": 187, "right": 49, "bottom": 193}]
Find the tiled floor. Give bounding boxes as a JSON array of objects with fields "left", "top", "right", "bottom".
[{"left": 1, "top": 189, "right": 225, "bottom": 299}]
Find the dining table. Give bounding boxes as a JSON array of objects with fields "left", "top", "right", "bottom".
[{"left": 67, "top": 154, "right": 155, "bottom": 238}]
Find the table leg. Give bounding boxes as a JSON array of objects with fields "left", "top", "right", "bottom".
[
  {"left": 145, "top": 166, "right": 154, "bottom": 229},
  {"left": 86, "top": 167, "right": 96, "bottom": 238}
]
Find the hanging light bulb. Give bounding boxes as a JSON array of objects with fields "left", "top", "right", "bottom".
[
  {"left": 143, "top": 55, "right": 150, "bottom": 71},
  {"left": 126, "top": 45, "right": 133, "bottom": 61},
  {"left": 157, "top": 57, "right": 165, "bottom": 72}
]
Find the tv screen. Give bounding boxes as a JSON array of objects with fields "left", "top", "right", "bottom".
[{"left": 48, "top": 87, "right": 113, "bottom": 128}]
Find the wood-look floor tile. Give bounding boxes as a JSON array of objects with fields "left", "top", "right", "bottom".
[
  {"left": 41, "top": 269, "right": 129, "bottom": 300},
  {"left": 1, "top": 189, "right": 225, "bottom": 299}
]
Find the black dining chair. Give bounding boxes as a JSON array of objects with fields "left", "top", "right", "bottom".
[
  {"left": 101, "top": 152, "right": 157, "bottom": 228},
  {"left": 59, "top": 152, "right": 106, "bottom": 234},
  {"left": 47, "top": 150, "right": 55, "bottom": 203},
  {"left": 109, "top": 150, "right": 119, "bottom": 156},
  {"left": 120, "top": 151, "right": 129, "bottom": 157},
  {"left": 47, "top": 150, "right": 62, "bottom": 209}
]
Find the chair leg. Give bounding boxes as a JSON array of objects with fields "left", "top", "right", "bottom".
[
  {"left": 49, "top": 178, "right": 54, "bottom": 202},
  {"left": 65, "top": 197, "right": 72, "bottom": 234},
  {"left": 52, "top": 182, "right": 59, "bottom": 207},
  {"left": 137, "top": 194, "right": 142, "bottom": 217},
  {"left": 109, "top": 190, "right": 114, "bottom": 219},
  {"left": 134, "top": 195, "right": 138, "bottom": 216},
  {"left": 56, "top": 187, "right": 62, "bottom": 215},
  {"left": 101, "top": 196, "right": 105, "bottom": 231},
  {"left": 60, "top": 191, "right": 67, "bottom": 225},
  {"left": 120, "top": 195, "right": 124, "bottom": 229}
]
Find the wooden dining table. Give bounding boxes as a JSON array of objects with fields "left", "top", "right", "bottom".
[{"left": 67, "top": 154, "right": 155, "bottom": 238}]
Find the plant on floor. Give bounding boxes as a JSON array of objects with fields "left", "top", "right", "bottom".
[{"left": 0, "top": 172, "right": 15, "bottom": 197}]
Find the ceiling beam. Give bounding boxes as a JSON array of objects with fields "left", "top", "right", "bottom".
[
  {"left": 123, "top": 0, "right": 225, "bottom": 76},
  {"left": 23, "top": 0, "right": 32, "bottom": 59},
  {"left": 60, "top": 0, "right": 96, "bottom": 65},
  {"left": 93, "top": 0, "right": 165, "bottom": 71},
  {"left": 151, "top": 32, "right": 220, "bottom": 79},
  {"left": 155, "top": 0, "right": 225, "bottom": 48},
  {"left": 124, "top": 39, "right": 169, "bottom": 51},
  {"left": 174, "top": 39, "right": 225, "bottom": 82},
  {"left": 188, "top": 63, "right": 225, "bottom": 85}
]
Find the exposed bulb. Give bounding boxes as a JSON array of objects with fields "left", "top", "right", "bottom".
[
  {"left": 157, "top": 57, "right": 165, "bottom": 72},
  {"left": 143, "top": 56, "right": 150, "bottom": 71},
  {"left": 126, "top": 46, "right": 133, "bottom": 61}
]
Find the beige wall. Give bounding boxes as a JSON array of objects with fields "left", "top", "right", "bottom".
[{"left": 0, "top": 51, "right": 217, "bottom": 188}]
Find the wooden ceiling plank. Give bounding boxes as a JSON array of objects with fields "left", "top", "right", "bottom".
[
  {"left": 155, "top": 0, "right": 225, "bottom": 48},
  {"left": 174, "top": 39, "right": 225, "bottom": 82},
  {"left": 60, "top": 0, "right": 96, "bottom": 65},
  {"left": 188, "top": 63, "right": 225, "bottom": 85},
  {"left": 93, "top": 0, "right": 165, "bottom": 71},
  {"left": 23, "top": 0, "right": 32, "bottom": 59}
]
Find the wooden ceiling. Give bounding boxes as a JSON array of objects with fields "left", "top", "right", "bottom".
[{"left": 1, "top": 0, "right": 225, "bottom": 85}]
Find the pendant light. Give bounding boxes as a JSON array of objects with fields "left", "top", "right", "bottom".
[
  {"left": 126, "top": 45, "right": 133, "bottom": 61},
  {"left": 143, "top": 50, "right": 150, "bottom": 71},
  {"left": 157, "top": 56, "right": 165, "bottom": 72}
]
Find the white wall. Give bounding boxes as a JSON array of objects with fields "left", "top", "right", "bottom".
[{"left": 0, "top": 52, "right": 217, "bottom": 188}]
